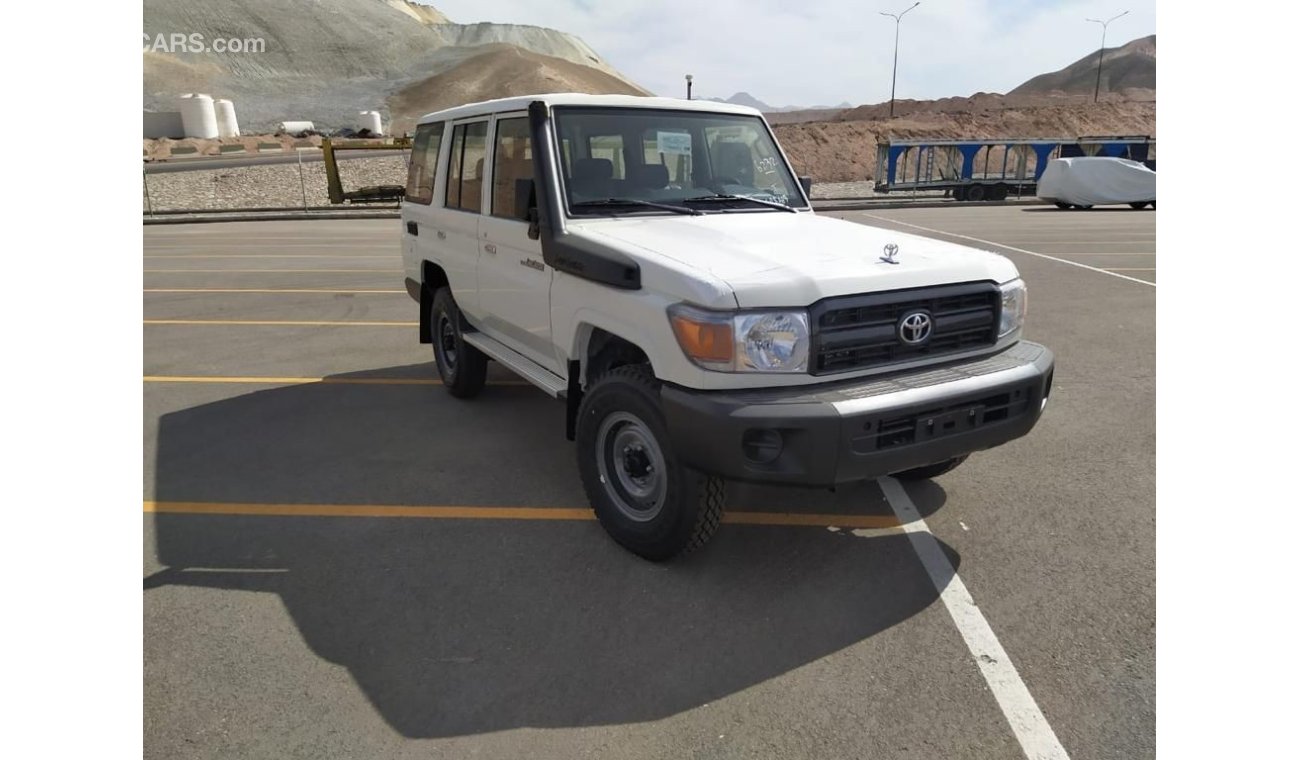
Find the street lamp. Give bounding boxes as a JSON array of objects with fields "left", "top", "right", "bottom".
[
  {"left": 1086, "top": 10, "right": 1128, "bottom": 103},
  {"left": 685, "top": 74, "right": 693, "bottom": 100},
  {"left": 880, "top": 2, "right": 920, "bottom": 119}
]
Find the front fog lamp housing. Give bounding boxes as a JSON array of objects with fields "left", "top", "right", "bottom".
[
  {"left": 999, "top": 279, "right": 1027, "bottom": 338},
  {"left": 669, "top": 305, "right": 810, "bottom": 373}
]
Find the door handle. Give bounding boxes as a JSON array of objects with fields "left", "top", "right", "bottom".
[
  {"left": 484, "top": 243, "right": 497, "bottom": 254},
  {"left": 436, "top": 230, "right": 447, "bottom": 240},
  {"left": 406, "top": 221, "right": 418, "bottom": 236}
]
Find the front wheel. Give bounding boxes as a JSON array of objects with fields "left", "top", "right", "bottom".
[
  {"left": 891, "top": 455, "right": 969, "bottom": 481},
  {"left": 576, "top": 365, "right": 726, "bottom": 561}
]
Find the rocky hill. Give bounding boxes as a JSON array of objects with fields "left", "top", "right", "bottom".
[
  {"left": 388, "top": 45, "right": 650, "bottom": 133},
  {"left": 143, "top": 0, "right": 646, "bottom": 131},
  {"left": 1011, "top": 34, "right": 1155, "bottom": 97}
]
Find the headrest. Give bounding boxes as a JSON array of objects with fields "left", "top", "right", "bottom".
[
  {"left": 629, "top": 163, "right": 670, "bottom": 189},
  {"left": 573, "top": 157, "right": 614, "bottom": 181}
]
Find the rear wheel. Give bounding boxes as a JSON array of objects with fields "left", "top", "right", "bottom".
[
  {"left": 991, "top": 183, "right": 1009, "bottom": 201},
  {"left": 576, "top": 365, "right": 726, "bottom": 561},
  {"left": 1054, "top": 202, "right": 1071, "bottom": 210},
  {"left": 966, "top": 184, "right": 987, "bottom": 202},
  {"left": 953, "top": 186, "right": 968, "bottom": 202},
  {"left": 430, "top": 287, "right": 487, "bottom": 398},
  {"left": 891, "top": 455, "right": 969, "bottom": 481},
  {"left": 1129, "top": 201, "right": 1150, "bottom": 209}
]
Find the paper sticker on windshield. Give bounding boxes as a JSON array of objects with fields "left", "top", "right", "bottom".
[{"left": 656, "top": 131, "right": 692, "bottom": 156}]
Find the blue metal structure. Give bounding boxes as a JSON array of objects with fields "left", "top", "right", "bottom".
[{"left": 873, "top": 135, "right": 1155, "bottom": 201}]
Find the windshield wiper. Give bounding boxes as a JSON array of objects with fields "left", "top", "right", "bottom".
[
  {"left": 570, "top": 198, "right": 702, "bottom": 216},
  {"left": 683, "top": 194, "right": 799, "bottom": 213}
]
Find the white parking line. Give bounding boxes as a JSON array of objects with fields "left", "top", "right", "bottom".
[
  {"left": 878, "top": 477, "right": 1071, "bottom": 760},
  {"left": 861, "top": 214, "right": 1155, "bottom": 288}
]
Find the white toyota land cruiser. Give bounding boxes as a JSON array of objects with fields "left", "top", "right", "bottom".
[{"left": 401, "top": 94, "right": 1054, "bottom": 560}]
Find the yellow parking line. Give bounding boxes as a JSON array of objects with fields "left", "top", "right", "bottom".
[
  {"left": 145, "top": 375, "right": 436, "bottom": 386},
  {"left": 143, "top": 500, "right": 903, "bottom": 529},
  {"left": 143, "top": 375, "right": 529, "bottom": 386},
  {"left": 144, "top": 254, "right": 397, "bottom": 259},
  {"left": 145, "top": 269, "right": 402, "bottom": 273},
  {"left": 144, "top": 319, "right": 416, "bottom": 326},
  {"left": 145, "top": 288, "right": 405, "bottom": 294}
]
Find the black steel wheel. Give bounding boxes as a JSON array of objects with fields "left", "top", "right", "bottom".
[
  {"left": 576, "top": 364, "right": 726, "bottom": 561},
  {"left": 430, "top": 287, "right": 487, "bottom": 398},
  {"left": 891, "top": 455, "right": 969, "bottom": 481}
]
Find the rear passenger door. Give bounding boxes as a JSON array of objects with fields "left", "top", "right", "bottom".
[
  {"left": 439, "top": 118, "right": 490, "bottom": 322},
  {"left": 477, "top": 114, "right": 559, "bottom": 373}
]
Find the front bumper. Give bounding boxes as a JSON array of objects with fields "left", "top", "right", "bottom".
[{"left": 660, "top": 341, "right": 1054, "bottom": 485}]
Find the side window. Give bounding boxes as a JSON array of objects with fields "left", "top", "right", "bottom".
[
  {"left": 404, "top": 121, "right": 443, "bottom": 205},
  {"left": 491, "top": 118, "right": 533, "bottom": 220},
  {"left": 444, "top": 121, "right": 488, "bottom": 213}
]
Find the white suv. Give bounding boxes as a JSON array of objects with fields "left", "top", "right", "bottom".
[{"left": 401, "top": 94, "right": 1053, "bottom": 560}]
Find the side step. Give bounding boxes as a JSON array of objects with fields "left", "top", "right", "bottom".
[{"left": 462, "top": 332, "right": 567, "bottom": 399}]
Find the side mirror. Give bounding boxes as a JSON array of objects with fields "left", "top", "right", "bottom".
[
  {"left": 515, "top": 177, "right": 541, "bottom": 239},
  {"left": 799, "top": 176, "right": 813, "bottom": 197},
  {"left": 526, "top": 207, "right": 540, "bottom": 241},
  {"left": 514, "top": 178, "right": 536, "bottom": 221}
]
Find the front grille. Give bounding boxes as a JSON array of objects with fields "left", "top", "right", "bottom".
[{"left": 810, "top": 282, "right": 1000, "bottom": 375}]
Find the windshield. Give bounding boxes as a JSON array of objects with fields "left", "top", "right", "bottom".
[{"left": 552, "top": 107, "right": 807, "bottom": 215}]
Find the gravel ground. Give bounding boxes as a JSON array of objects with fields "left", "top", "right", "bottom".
[
  {"left": 143, "top": 156, "right": 409, "bottom": 212},
  {"left": 141, "top": 158, "right": 938, "bottom": 212}
]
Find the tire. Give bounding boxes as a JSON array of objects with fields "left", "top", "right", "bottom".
[
  {"left": 991, "top": 183, "right": 1009, "bottom": 201},
  {"left": 891, "top": 455, "right": 969, "bottom": 481},
  {"left": 965, "top": 184, "right": 987, "bottom": 202},
  {"left": 1076, "top": 204, "right": 1093, "bottom": 210},
  {"left": 953, "top": 186, "right": 968, "bottom": 202},
  {"left": 1054, "top": 202, "right": 1070, "bottom": 210},
  {"left": 430, "top": 287, "right": 487, "bottom": 399},
  {"left": 576, "top": 364, "right": 726, "bottom": 561},
  {"left": 1129, "top": 201, "right": 1149, "bottom": 210}
]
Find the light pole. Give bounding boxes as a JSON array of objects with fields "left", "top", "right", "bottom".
[
  {"left": 685, "top": 74, "right": 693, "bottom": 100},
  {"left": 880, "top": 2, "right": 920, "bottom": 119},
  {"left": 1086, "top": 10, "right": 1128, "bottom": 103}
]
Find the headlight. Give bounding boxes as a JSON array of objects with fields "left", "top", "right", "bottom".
[
  {"left": 669, "top": 304, "right": 810, "bottom": 373},
  {"left": 999, "top": 279, "right": 1027, "bottom": 338}
]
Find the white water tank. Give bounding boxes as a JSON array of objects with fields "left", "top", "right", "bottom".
[
  {"left": 278, "top": 121, "right": 316, "bottom": 134},
  {"left": 214, "top": 99, "right": 240, "bottom": 138},
  {"left": 177, "top": 93, "right": 219, "bottom": 139},
  {"left": 360, "top": 110, "right": 383, "bottom": 135}
]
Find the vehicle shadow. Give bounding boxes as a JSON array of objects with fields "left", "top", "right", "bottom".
[
  {"left": 147, "top": 363, "right": 955, "bottom": 739},
  {"left": 1021, "top": 206, "right": 1152, "bottom": 213}
]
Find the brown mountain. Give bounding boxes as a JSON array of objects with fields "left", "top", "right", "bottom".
[
  {"left": 389, "top": 44, "right": 650, "bottom": 132},
  {"left": 1011, "top": 35, "right": 1155, "bottom": 97},
  {"left": 143, "top": 0, "right": 647, "bottom": 131}
]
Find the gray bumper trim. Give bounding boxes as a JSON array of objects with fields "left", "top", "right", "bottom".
[{"left": 828, "top": 342, "right": 1052, "bottom": 416}]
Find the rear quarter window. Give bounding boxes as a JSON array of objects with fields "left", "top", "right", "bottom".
[{"left": 404, "top": 121, "right": 444, "bottom": 205}]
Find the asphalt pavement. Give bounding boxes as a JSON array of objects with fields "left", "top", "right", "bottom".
[{"left": 144, "top": 206, "right": 1155, "bottom": 759}]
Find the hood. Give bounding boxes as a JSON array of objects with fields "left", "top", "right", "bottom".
[{"left": 568, "top": 211, "right": 1019, "bottom": 307}]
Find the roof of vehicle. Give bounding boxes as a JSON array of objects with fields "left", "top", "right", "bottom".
[{"left": 416, "top": 93, "right": 763, "bottom": 125}]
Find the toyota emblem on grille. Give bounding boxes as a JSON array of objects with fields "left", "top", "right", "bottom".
[
  {"left": 880, "top": 243, "right": 900, "bottom": 264},
  {"left": 897, "top": 311, "right": 933, "bottom": 345}
]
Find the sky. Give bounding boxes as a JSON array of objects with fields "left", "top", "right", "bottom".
[{"left": 425, "top": 0, "right": 1156, "bottom": 108}]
